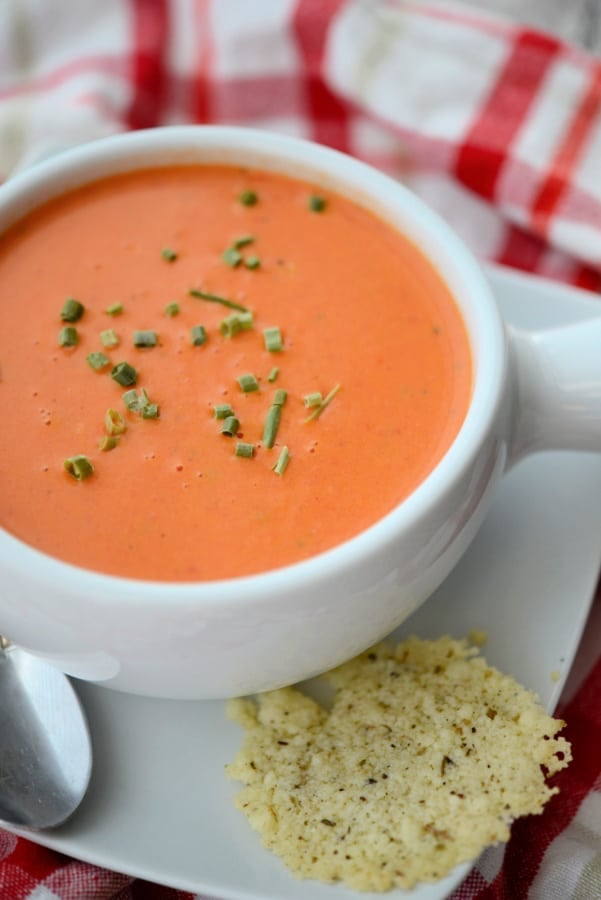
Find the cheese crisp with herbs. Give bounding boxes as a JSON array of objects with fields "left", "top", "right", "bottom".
[
  {"left": 226, "top": 636, "right": 571, "bottom": 892},
  {"left": 0, "top": 166, "right": 470, "bottom": 581}
]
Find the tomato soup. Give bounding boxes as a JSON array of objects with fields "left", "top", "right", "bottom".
[{"left": 0, "top": 166, "right": 471, "bottom": 581}]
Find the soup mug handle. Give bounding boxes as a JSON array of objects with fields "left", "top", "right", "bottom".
[{"left": 507, "top": 315, "right": 601, "bottom": 465}]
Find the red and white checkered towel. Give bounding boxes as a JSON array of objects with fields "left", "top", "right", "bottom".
[{"left": 0, "top": 2, "right": 600, "bottom": 898}]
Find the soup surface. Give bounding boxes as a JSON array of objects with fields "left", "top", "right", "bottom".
[{"left": 0, "top": 165, "right": 471, "bottom": 581}]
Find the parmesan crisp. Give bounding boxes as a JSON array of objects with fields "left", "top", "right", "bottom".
[{"left": 226, "top": 636, "right": 571, "bottom": 892}]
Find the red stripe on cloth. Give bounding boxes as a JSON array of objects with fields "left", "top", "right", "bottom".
[
  {"left": 495, "top": 223, "right": 546, "bottom": 273},
  {"left": 398, "top": 1, "right": 512, "bottom": 38},
  {"left": 126, "top": 0, "right": 170, "bottom": 129},
  {"left": 531, "top": 66, "right": 601, "bottom": 235},
  {"left": 208, "top": 74, "right": 308, "bottom": 124},
  {"left": 192, "top": 0, "right": 214, "bottom": 124},
  {"left": 572, "top": 264, "right": 601, "bottom": 293},
  {"left": 0, "top": 56, "right": 124, "bottom": 102},
  {"left": 455, "top": 31, "right": 561, "bottom": 201},
  {"left": 491, "top": 651, "right": 601, "bottom": 896},
  {"left": 8, "top": 839, "right": 70, "bottom": 882},
  {"left": 293, "top": 0, "right": 350, "bottom": 150},
  {"left": 450, "top": 866, "right": 490, "bottom": 899}
]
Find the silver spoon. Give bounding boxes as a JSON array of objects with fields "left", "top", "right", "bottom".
[{"left": 0, "top": 636, "right": 92, "bottom": 829}]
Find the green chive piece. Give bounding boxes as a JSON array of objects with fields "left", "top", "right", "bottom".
[
  {"left": 263, "top": 326, "right": 283, "bottom": 352},
  {"left": 64, "top": 454, "right": 94, "bottom": 480},
  {"left": 232, "top": 234, "right": 255, "bottom": 249},
  {"left": 122, "top": 389, "right": 139, "bottom": 411},
  {"left": 308, "top": 195, "right": 327, "bottom": 213},
  {"left": 122, "top": 387, "right": 157, "bottom": 416},
  {"left": 100, "top": 328, "right": 119, "bottom": 349},
  {"left": 161, "top": 247, "right": 178, "bottom": 262},
  {"left": 303, "top": 391, "right": 323, "bottom": 409},
  {"left": 244, "top": 255, "right": 261, "bottom": 270},
  {"left": 273, "top": 445, "right": 290, "bottom": 476},
  {"left": 235, "top": 441, "right": 255, "bottom": 458},
  {"left": 267, "top": 367, "right": 279, "bottom": 383},
  {"left": 59, "top": 326, "right": 78, "bottom": 347},
  {"left": 190, "top": 324, "right": 207, "bottom": 346},
  {"left": 219, "top": 310, "right": 254, "bottom": 338},
  {"left": 141, "top": 402, "right": 160, "bottom": 419},
  {"left": 239, "top": 190, "right": 258, "bottom": 206},
  {"left": 213, "top": 403, "right": 234, "bottom": 420},
  {"left": 133, "top": 330, "right": 158, "bottom": 348},
  {"left": 222, "top": 247, "right": 243, "bottom": 268},
  {"left": 105, "top": 408, "right": 126, "bottom": 436},
  {"left": 111, "top": 361, "right": 138, "bottom": 387},
  {"left": 273, "top": 388, "right": 287, "bottom": 407},
  {"left": 60, "top": 298, "right": 84, "bottom": 322},
  {"left": 99, "top": 435, "right": 119, "bottom": 452},
  {"left": 164, "top": 302, "right": 180, "bottom": 317},
  {"left": 238, "top": 311, "right": 255, "bottom": 330},
  {"left": 221, "top": 415, "right": 240, "bottom": 437},
  {"left": 262, "top": 404, "right": 281, "bottom": 449},
  {"left": 237, "top": 373, "right": 259, "bottom": 393},
  {"left": 189, "top": 288, "right": 249, "bottom": 313},
  {"left": 87, "top": 351, "right": 110, "bottom": 371},
  {"left": 106, "top": 303, "right": 123, "bottom": 316},
  {"left": 305, "top": 383, "right": 341, "bottom": 422}
]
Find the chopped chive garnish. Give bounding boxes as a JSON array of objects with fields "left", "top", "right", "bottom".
[
  {"left": 106, "top": 303, "right": 123, "bottom": 316},
  {"left": 111, "top": 361, "right": 138, "bottom": 387},
  {"left": 308, "top": 195, "right": 327, "bottom": 213},
  {"left": 305, "top": 383, "right": 341, "bottom": 422},
  {"left": 164, "top": 302, "right": 180, "bottom": 317},
  {"left": 239, "top": 190, "right": 258, "bottom": 206},
  {"left": 303, "top": 391, "right": 323, "bottom": 408},
  {"left": 237, "top": 372, "right": 260, "bottom": 393},
  {"left": 235, "top": 441, "right": 255, "bottom": 458},
  {"left": 244, "top": 255, "right": 261, "bottom": 270},
  {"left": 262, "top": 404, "right": 281, "bottom": 449},
  {"left": 221, "top": 415, "right": 240, "bottom": 437},
  {"left": 100, "top": 328, "right": 119, "bottom": 349},
  {"left": 99, "top": 435, "right": 119, "bottom": 452},
  {"left": 141, "top": 403, "right": 159, "bottom": 419},
  {"left": 220, "top": 310, "right": 254, "bottom": 338},
  {"left": 60, "top": 298, "right": 84, "bottom": 322},
  {"left": 273, "top": 445, "right": 290, "bottom": 476},
  {"left": 233, "top": 234, "right": 255, "bottom": 249},
  {"left": 122, "top": 387, "right": 158, "bottom": 416},
  {"left": 161, "top": 247, "right": 178, "bottom": 262},
  {"left": 105, "top": 408, "right": 126, "bottom": 436},
  {"left": 122, "top": 389, "right": 139, "bottom": 410},
  {"left": 190, "top": 324, "right": 207, "bottom": 346},
  {"left": 261, "top": 390, "right": 287, "bottom": 448},
  {"left": 189, "top": 288, "right": 249, "bottom": 313},
  {"left": 64, "top": 454, "right": 94, "bottom": 480},
  {"left": 213, "top": 403, "right": 234, "bottom": 420},
  {"left": 87, "top": 351, "right": 110, "bottom": 371},
  {"left": 59, "top": 326, "right": 78, "bottom": 347},
  {"left": 133, "top": 330, "right": 158, "bottom": 348},
  {"left": 222, "top": 247, "right": 242, "bottom": 268},
  {"left": 267, "top": 367, "right": 279, "bottom": 383},
  {"left": 263, "top": 326, "right": 283, "bottom": 352}
]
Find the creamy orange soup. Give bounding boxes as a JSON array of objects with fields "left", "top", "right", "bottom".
[{"left": 0, "top": 166, "right": 471, "bottom": 581}]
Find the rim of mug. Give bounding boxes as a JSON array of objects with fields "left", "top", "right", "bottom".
[{"left": 0, "top": 125, "right": 508, "bottom": 606}]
